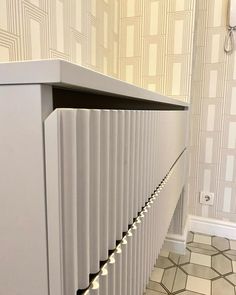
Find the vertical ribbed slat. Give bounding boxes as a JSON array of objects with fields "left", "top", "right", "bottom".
[
  {"left": 136, "top": 217, "right": 142, "bottom": 295},
  {"left": 138, "top": 111, "right": 144, "bottom": 212},
  {"left": 60, "top": 110, "right": 78, "bottom": 295},
  {"left": 45, "top": 110, "right": 64, "bottom": 295},
  {"left": 116, "top": 111, "right": 125, "bottom": 241},
  {"left": 90, "top": 110, "right": 101, "bottom": 274},
  {"left": 99, "top": 266, "right": 108, "bottom": 295},
  {"left": 133, "top": 111, "right": 140, "bottom": 218},
  {"left": 150, "top": 199, "right": 155, "bottom": 272},
  {"left": 121, "top": 237, "right": 128, "bottom": 295},
  {"left": 115, "top": 245, "right": 122, "bottom": 295},
  {"left": 131, "top": 224, "right": 137, "bottom": 295},
  {"left": 76, "top": 109, "right": 90, "bottom": 289},
  {"left": 100, "top": 110, "right": 110, "bottom": 262},
  {"left": 126, "top": 231, "right": 133, "bottom": 295},
  {"left": 109, "top": 111, "right": 118, "bottom": 251},
  {"left": 89, "top": 278, "right": 99, "bottom": 295},
  {"left": 108, "top": 254, "right": 116, "bottom": 295},
  {"left": 149, "top": 112, "right": 153, "bottom": 198},
  {"left": 153, "top": 195, "right": 158, "bottom": 261},
  {"left": 129, "top": 111, "right": 136, "bottom": 225},
  {"left": 143, "top": 112, "right": 148, "bottom": 203},
  {"left": 149, "top": 112, "right": 154, "bottom": 195},
  {"left": 154, "top": 112, "right": 159, "bottom": 187},
  {"left": 152, "top": 112, "right": 157, "bottom": 191},
  {"left": 146, "top": 203, "right": 151, "bottom": 279},
  {"left": 143, "top": 207, "right": 148, "bottom": 288},
  {"left": 123, "top": 111, "right": 131, "bottom": 233},
  {"left": 139, "top": 212, "right": 145, "bottom": 294}
]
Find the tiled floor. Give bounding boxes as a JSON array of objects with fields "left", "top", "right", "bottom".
[{"left": 145, "top": 232, "right": 236, "bottom": 295}]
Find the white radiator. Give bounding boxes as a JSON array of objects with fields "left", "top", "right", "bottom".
[{"left": 45, "top": 109, "right": 187, "bottom": 295}]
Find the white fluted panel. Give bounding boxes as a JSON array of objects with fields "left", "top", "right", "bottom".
[
  {"left": 121, "top": 238, "right": 128, "bottom": 295},
  {"left": 126, "top": 231, "right": 133, "bottom": 295},
  {"left": 108, "top": 254, "right": 116, "bottom": 295},
  {"left": 100, "top": 110, "right": 110, "bottom": 261},
  {"left": 98, "top": 266, "right": 108, "bottom": 295},
  {"left": 114, "top": 246, "right": 122, "bottom": 295},
  {"left": 139, "top": 112, "right": 145, "bottom": 212},
  {"left": 44, "top": 108, "right": 188, "bottom": 295},
  {"left": 109, "top": 111, "right": 118, "bottom": 250},
  {"left": 90, "top": 110, "right": 101, "bottom": 274},
  {"left": 116, "top": 111, "right": 125, "bottom": 241},
  {"left": 129, "top": 112, "right": 136, "bottom": 225},
  {"left": 89, "top": 278, "right": 99, "bottom": 295},
  {"left": 131, "top": 224, "right": 137, "bottom": 295},
  {"left": 134, "top": 111, "right": 140, "bottom": 218},
  {"left": 123, "top": 112, "right": 131, "bottom": 233},
  {"left": 76, "top": 110, "right": 90, "bottom": 289}
]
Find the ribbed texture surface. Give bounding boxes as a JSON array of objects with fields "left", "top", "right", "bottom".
[{"left": 45, "top": 109, "right": 187, "bottom": 295}]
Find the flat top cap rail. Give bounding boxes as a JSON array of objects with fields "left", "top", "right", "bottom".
[{"left": 0, "top": 59, "right": 189, "bottom": 109}]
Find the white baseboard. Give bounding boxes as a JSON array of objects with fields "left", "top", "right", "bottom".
[
  {"left": 164, "top": 234, "right": 187, "bottom": 255},
  {"left": 189, "top": 215, "right": 236, "bottom": 240},
  {"left": 163, "top": 216, "right": 190, "bottom": 255},
  {"left": 163, "top": 215, "right": 236, "bottom": 254}
]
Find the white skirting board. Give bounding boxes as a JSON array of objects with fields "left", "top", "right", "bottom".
[
  {"left": 163, "top": 216, "right": 190, "bottom": 255},
  {"left": 163, "top": 214, "right": 236, "bottom": 254},
  {"left": 189, "top": 215, "right": 236, "bottom": 240}
]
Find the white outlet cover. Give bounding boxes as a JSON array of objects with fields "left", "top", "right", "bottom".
[{"left": 200, "top": 191, "right": 214, "bottom": 206}]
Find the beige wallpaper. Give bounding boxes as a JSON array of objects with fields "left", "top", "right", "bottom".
[
  {"left": 0, "top": 0, "right": 195, "bottom": 102},
  {"left": 119, "top": 0, "right": 195, "bottom": 102},
  {"left": 188, "top": 0, "right": 236, "bottom": 222},
  {"left": 0, "top": 0, "right": 120, "bottom": 78}
]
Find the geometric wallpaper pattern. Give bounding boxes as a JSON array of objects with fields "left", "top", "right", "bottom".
[
  {"left": 0, "top": 0, "right": 195, "bottom": 102},
  {"left": 0, "top": 0, "right": 235, "bottom": 223},
  {"left": 119, "top": 0, "right": 195, "bottom": 102},
  {"left": 188, "top": 0, "right": 236, "bottom": 222},
  {"left": 0, "top": 0, "right": 120, "bottom": 78}
]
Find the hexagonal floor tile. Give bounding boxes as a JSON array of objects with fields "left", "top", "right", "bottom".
[
  {"left": 181, "top": 263, "right": 219, "bottom": 280},
  {"left": 190, "top": 252, "right": 211, "bottom": 267},
  {"left": 186, "top": 275, "right": 211, "bottom": 295},
  {"left": 187, "top": 242, "right": 218, "bottom": 256},
  {"left": 179, "top": 248, "right": 191, "bottom": 265},
  {"left": 226, "top": 273, "right": 236, "bottom": 285},
  {"left": 161, "top": 266, "right": 177, "bottom": 292},
  {"left": 212, "top": 254, "right": 233, "bottom": 275},
  {"left": 169, "top": 252, "right": 180, "bottom": 264},
  {"left": 212, "top": 278, "right": 235, "bottom": 295},
  {"left": 150, "top": 267, "right": 164, "bottom": 283},
  {"left": 146, "top": 281, "right": 167, "bottom": 293},
  {"left": 156, "top": 256, "right": 174, "bottom": 269},
  {"left": 193, "top": 233, "right": 212, "bottom": 245},
  {"left": 212, "top": 236, "right": 230, "bottom": 251},
  {"left": 147, "top": 232, "right": 236, "bottom": 295},
  {"left": 172, "top": 268, "right": 187, "bottom": 293},
  {"left": 224, "top": 249, "right": 236, "bottom": 261}
]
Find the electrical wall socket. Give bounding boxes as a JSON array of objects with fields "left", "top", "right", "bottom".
[{"left": 200, "top": 191, "right": 214, "bottom": 206}]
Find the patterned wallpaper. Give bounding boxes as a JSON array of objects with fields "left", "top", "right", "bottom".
[
  {"left": 0, "top": 0, "right": 120, "bottom": 78},
  {"left": 0, "top": 0, "right": 195, "bottom": 102},
  {"left": 188, "top": 0, "right": 236, "bottom": 222},
  {"left": 119, "top": 0, "right": 195, "bottom": 102}
]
